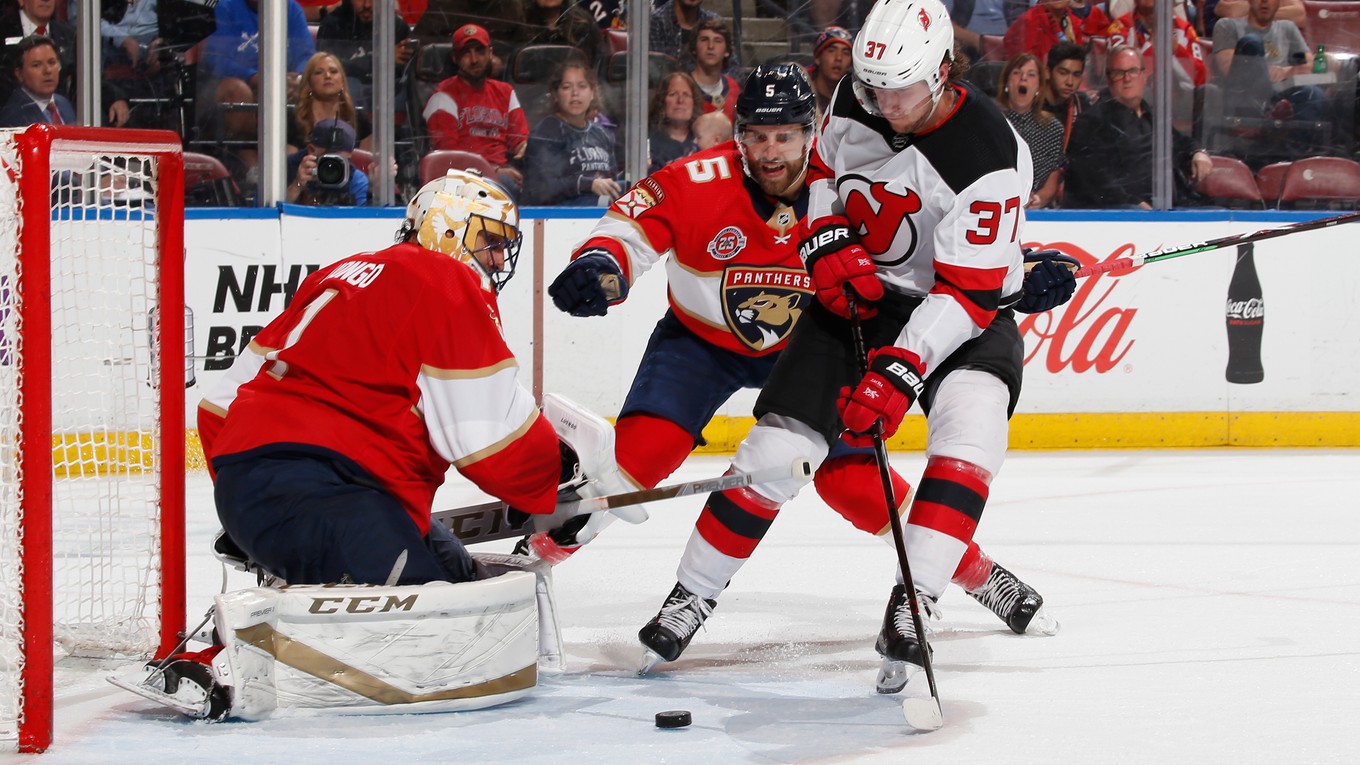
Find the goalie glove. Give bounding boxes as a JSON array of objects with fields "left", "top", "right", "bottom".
[
  {"left": 1015, "top": 249, "right": 1080, "bottom": 314},
  {"left": 837, "top": 347, "right": 925, "bottom": 447},
  {"left": 548, "top": 250, "right": 629, "bottom": 317},
  {"left": 797, "top": 218, "right": 884, "bottom": 319}
]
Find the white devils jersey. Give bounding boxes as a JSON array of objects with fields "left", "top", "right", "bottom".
[{"left": 807, "top": 83, "right": 1031, "bottom": 374}]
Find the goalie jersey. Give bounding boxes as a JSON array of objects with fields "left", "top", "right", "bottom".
[
  {"left": 572, "top": 143, "right": 812, "bottom": 356},
  {"left": 808, "top": 84, "right": 1031, "bottom": 373},
  {"left": 197, "top": 242, "right": 562, "bottom": 533}
]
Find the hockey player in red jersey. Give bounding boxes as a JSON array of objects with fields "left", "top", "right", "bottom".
[
  {"left": 198, "top": 170, "right": 564, "bottom": 587},
  {"left": 539, "top": 63, "right": 1069, "bottom": 674}
]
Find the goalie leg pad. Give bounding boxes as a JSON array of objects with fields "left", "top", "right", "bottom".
[
  {"left": 212, "top": 574, "right": 540, "bottom": 720},
  {"left": 542, "top": 392, "right": 650, "bottom": 523}
]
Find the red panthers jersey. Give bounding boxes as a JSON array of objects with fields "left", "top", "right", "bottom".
[
  {"left": 572, "top": 143, "right": 812, "bottom": 356},
  {"left": 198, "top": 242, "right": 561, "bottom": 533}
]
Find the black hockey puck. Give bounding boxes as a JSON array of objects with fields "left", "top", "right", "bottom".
[{"left": 655, "top": 710, "right": 692, "bottom": 728}]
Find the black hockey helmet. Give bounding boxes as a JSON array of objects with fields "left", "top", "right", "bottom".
[{"left": 735, "top": 63, "right": 817, "bottom": 132}]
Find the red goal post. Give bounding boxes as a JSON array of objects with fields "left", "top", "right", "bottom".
[{"left": 0, "top": 125, "right": 186, "bottom": 753}]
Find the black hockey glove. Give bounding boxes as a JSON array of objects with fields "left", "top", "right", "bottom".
[
  {"left": 1015, "top": 249, "right": 1081, "bottom": 314},
  {"left": 548, "top": 250, "right": 629, "bottom": 317}
]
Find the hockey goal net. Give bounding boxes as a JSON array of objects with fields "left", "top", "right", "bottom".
[{"left": 0, "top": 125, "right": 186, "bottom": 753}]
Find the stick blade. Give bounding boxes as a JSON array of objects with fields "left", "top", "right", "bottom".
[{"left": 901, "top": 697, "right": 943, "bottom": 732}]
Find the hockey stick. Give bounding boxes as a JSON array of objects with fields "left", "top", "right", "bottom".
[
  {"left": 1074, "top": 210, "right": 1360, "bottom": 278},
  {"left": 434, "top": 460, "right": 814, "bottom": 547},
  {"left": 847, "top": 297, "right": 944, "bottom": 732}
]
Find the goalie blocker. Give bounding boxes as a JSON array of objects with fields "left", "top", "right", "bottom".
[{"left": 109, "top": 553, "right": 564, "bottom": 720}]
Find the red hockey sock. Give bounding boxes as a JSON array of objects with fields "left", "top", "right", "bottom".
[
  {"left": 814, "top": 454, "right": 911, "bottom": 535},
  {"left": 906, "top": 455, "right": 992, "bottom": 558},
  {"left": 694, "top": 483, "right": 781, "bottom": 559},
  {"left": 615, "top": 413, "right": 695, "bottom": 489},
  {"left": 951, "top": 540, "right": 994, "bottom": 591}
]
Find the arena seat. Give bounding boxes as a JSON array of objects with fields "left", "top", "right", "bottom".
[
  {"left": 1278, "top": 155, "right": 1360, "bottom": 208},
  {"left": 419, "top": 150, "right": 498, "bottom": 183},
  {"left": 1255, "top": 161, "right": 1291, "bottom": 207},
  {"left": 1195, "top": 155, "right": 1265, "bottom": 208},
  {"left": 1301, "top": 0, "right": 1360, "bottom": 53}
]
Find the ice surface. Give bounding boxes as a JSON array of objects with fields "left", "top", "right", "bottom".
[{"left": 6, "top": 450, "right": 1359, "bottom": 764}]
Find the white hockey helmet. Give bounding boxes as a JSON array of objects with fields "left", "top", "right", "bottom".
[
  {"left": 401, "top": 169, "right": 523, "bottom": 293},
  {"left": 852, "top": 0, "right": 955, "bottom": 116}
]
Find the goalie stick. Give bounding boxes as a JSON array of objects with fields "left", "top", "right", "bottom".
[
  {"left": 435, "top": 460, "right": 814, "bottom": 547},
  {"left": 1073, "top": 210, "right": 1360, "bottom": 278}
]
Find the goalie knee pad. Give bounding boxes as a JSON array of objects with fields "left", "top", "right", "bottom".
[
  {"left": 210, "top": 573, "right": 540, "bottom": 719},
  {"left": 543, "top": 392, "right": 649, "bottom": 523}
]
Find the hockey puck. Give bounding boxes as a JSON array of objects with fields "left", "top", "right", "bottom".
[{"left": 655, "top": 710, "right": 692, "bottom": 728}]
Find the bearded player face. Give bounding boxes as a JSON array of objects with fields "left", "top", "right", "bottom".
[{"left": 739, "top": 123, "right": 810, "bottom": 198}]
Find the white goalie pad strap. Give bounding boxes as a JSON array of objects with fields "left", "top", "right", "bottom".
[
  {"left": 472, "top": 552, "right": 566, "bottom": 673},
  {"left": 542, "top": 392, "right": 650, "bottom": 523},
  {"left": 213, "top": 574, "right": 539, "bottom": 720}
]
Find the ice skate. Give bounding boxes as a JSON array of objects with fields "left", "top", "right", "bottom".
[
  {"left": 108, "top": 648, "right": 231, "bottom": 721},
  {"left": 637, "top": 582, "right": 716, "bottom": 674},
  {"left": 875, "top": 584, "right": 935, "bottom": 694},
  {"left": 966, "top": 562, "right": 1060, "bottom": 636}
]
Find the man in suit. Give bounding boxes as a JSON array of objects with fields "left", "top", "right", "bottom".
[
  {"left": 0, "top": 34, "right": 75, "bottom": 127},
  {"left": 0, "top": 0, "right": 130, "bottom": 125}
]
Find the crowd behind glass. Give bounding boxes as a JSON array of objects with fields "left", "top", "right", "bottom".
[{"left": 12, "top": 0, "right": 1359, "bottom": 210}]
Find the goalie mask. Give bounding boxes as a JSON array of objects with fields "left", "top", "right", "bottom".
[
  {"left": 852, "top": 0, "right": 955, "bottom": 122},
  {"left": 734, "top": 64, "right": 817, "bottom": 198},
  {"left": 401, "top": 169, "right": 523, "bottom": 293}
]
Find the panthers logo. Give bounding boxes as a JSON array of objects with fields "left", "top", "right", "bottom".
[{"left": 721, "top": 267, "right": 812, "bottom": 351}]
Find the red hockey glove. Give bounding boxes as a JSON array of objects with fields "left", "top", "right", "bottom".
[
  {"left": 837, "top": 347, "right": 925, "bottom": 447},
  {"left": 798, "top": 218, "right": 884, "bottom": 319}
]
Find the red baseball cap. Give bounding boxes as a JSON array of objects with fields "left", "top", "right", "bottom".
[{"left": 453, "top": 23, "right": 491, "bottom": 53}]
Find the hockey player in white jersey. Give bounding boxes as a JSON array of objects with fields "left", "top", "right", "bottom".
[{"left": 633, "top": 0, "right": 1072, "bottom": 694}]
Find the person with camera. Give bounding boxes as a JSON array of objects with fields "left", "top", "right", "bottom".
[{"left": 286, "top": 118, "right": 369, "bottom": 206}]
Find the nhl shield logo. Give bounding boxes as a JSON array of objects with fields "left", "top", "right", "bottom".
[
  {"left": 721, "top": 266, "right": 812, "bottom": 351},
  {"left": 707, "top": 226, "right": 748, "bottom": 260}
]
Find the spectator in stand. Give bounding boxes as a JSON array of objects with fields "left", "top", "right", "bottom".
[
  {"left": 1, "top": 0, "right": 131, "bottom": 125},
  {"left": 693, "top": 110, "right": 732, "bottom": 149},
  {"left": 651, "top": 0, "right": 719, "bottom": 65},
  {"left": 1063, "top": 44, "right": 1212, "bottom": 208},
  {"left": 96, "top": 0, "right": 162, "bottom": 128},
  {"left": 1211, "top": 0, "right": 1322, "bottom": 121},
  {"left": 523, "top": 60, "right": 620, "bottom": 206},
  {"left": 1003, "top": 0, "right": 1087, "bottom": 62},
  {"left": 806, "top": 25, "right": 852, "bottom": 116},
  {"left": 1108, "top": 0, "right": 1206, "bottom": 129},
  {"left": 422, "top": 23, "right": 529, "bottom": 194},
  {"left": 997, "top": 53, "right": 1065, "bottom": 207},
  {"left": 316, "top": 0, "right": 416, "bottom": 109},
  {"left": 943, "top": 0, "right": 1033, "bottom": 62},
  {"left": 286, "top": 118, "right": 370, "bottom": 205},
  {"left": 647, "top": 71, "right": 701, "bottom": 174},
  {"left": 413, "top": 0, "right": 524, "bottom": 46},
  {"left": 290, "top": 52, "right": 372, "bottom": 152},
  {"left": 1068, "top": 0, "right": 1112, "bottom": 36},
  {"left": 0, "top": 34, "right": 73, "bottom": 127},
  {"left": 200, "top": 0, "right": 315, "bottom": 173},
  {"left": 688, "top": 18, "right": 738, "bottom": 123},
  {"left": 1203, "top": 0, "right": 1303, "bottom": 36},
  {"left": 522, "top": 0, "right": 603, "bottom": 68},
  {"left": 582, "top": 0, "right": 625, "bottom": 30},
  {"left": 1040, "top": 41, "right": 1094, "bottom": 150}
]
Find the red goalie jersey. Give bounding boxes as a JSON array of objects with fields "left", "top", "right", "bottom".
[
  {"left": 197, "top": 242, "right": 561, "bottom": 533},
  {"left": 571, "top": 143, "right": 812, "bottom": 357}
]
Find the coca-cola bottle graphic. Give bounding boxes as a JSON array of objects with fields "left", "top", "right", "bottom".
[{"left": 1225, "top": 242, "right": 1264, "bottom": 384}]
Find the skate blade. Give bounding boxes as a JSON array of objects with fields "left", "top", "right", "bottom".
[
  {"left": 875, "top": 657, "right": 923, "bottom": 694},
  {"left": 902, "top": 697, "right": 944, "bottom": 731},
  {"left": 637, "top": 648, "right": 666, "bottom": 676},
  {"left": 107, "top": 670, "right": 212, "bottom": 719},
  {"left": 1027, "top": 607, "right": 1061, "bottom": 637}
]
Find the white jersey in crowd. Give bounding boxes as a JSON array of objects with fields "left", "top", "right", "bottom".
[{"left": 807, "top": 80, "right": 1032, "bottom": 374}]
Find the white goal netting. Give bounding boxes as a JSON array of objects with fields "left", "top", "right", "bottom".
[{"left": 0, "top": 127, "right": 182, "bottom": 750}]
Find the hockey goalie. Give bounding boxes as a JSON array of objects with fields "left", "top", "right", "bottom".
[{"left": 110, "top": 171, "right": 640, "bottom": 720}]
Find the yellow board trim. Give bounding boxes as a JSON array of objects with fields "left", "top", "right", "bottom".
[
  {"left": 691, "top": 412, "right": 1360, "bottom": 452},
  {"left": 71, "top": 413, "right": 1360, "bottom": 477}
]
